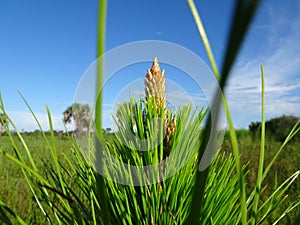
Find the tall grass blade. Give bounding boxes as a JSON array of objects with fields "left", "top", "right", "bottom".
[
  {"left": 275, "top": 202, "right": 300, "bottom": 225},
  {"left": 218, "top": 2, "right": 261, "bottom": 222},
  {"left": 186, "top": 0, "right": 220, "bottom": 80},
  {"left": 0, "top": 200, "right": 27, "bottom": 225},
  {"left": 46, "top": 106, "right": 71, "bottom": 212},
  {"left": 0, "top": 97, "right": 53, "bottom": 223},
  {"left": 257, "top": 171, "right": 300, "bottom": 224},
  {"left": 251, "top": 64, "right": 265, "bottom": 224},
  {"left": 1, "top": 94, "right": 37, "bottom": 171},
  {"left": 220, "top": 0, "right": 261, "bottom": 85},
  {"left": 18, "top": 91, "right": 52, "bottom": 151},
  {"left": 186, "top": 0, "right": 261, "bottom": 224},
  {"left": 95, "top": 0, "right": 109, "bottom": 224}
]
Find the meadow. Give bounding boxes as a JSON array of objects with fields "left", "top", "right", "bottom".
[
  {"left": 0, "top": 134, "right": 75, "bottom": 224},
  {"left": 222, "top": 130, "right": 300, "bottom": 224},
  {"left": 1, "top": 0, "right": 300, "bottom": 224},
  {"left": 0, "top": 130, "right": 299, "bottom": 224}
]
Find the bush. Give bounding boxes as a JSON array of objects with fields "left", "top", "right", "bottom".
[{"left": 249, "top": 115, "right": 299, "bottom": 142}]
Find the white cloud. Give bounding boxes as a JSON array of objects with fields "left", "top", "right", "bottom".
[
  {"left": 224, "top": 2, "right": 300, "bottom": 128},
  {"left": 6, "top": 111, "right": 75, "bottom": 132}
]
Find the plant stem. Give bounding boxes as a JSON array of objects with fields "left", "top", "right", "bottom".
[
  {"left": 95, "top": 1, "right": 109, "bottom": 225},
  {"left": 186, "top": 0, "right": 261, "bottom": 224},
  {"left": 187, "top": 0, "right": 220, "bottom": 80},
  {"left": 187, "top": 1, "right": 247, "bottom": 224},
  {"left": 95, "top": 0, "right": 107, "bottom": 131},
  {"left": 251, "top": 64, "right": 265, "bottom": 224}
]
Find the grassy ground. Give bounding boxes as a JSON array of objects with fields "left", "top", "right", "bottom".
[
  {"left": 0, "top": 134, "right": 74, "bottom": 224},
  {"left": 0, "top": 131, "right": 299, "bottom": 224},
  {"left": 222, "top": 130, "right": 300, "bottom": 224}
]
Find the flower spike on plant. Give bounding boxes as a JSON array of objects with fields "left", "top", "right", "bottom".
[
  {"left": 144, "top": 57, "right": 177, "bottom": 157},
  {"left": 144, "top": 57, "right": 166, "bottom": 109}
]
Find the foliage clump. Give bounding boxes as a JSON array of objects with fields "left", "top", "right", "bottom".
[{"left": 249, "top": 115, "right": 299, "bottom": 142}]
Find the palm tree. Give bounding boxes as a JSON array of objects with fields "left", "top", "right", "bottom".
[
  {"left": 0, "top": 113, "right": 8, "bottom": 136},
  {"left": 63, "top": 103, "right": 91, "bottom": 135}
]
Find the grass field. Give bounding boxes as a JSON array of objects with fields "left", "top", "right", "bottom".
[
  {"left": 0, "top": 134, "right": 75, "bottom": 224},
  {"left": 0, "top": 131, "right": 299, "bottom": 224},
  {"left": 1, "top": 1, "right": 300, "bottom": 224},
  {"left": 222, "top": 130, "right": 300, "bottom": 224}
]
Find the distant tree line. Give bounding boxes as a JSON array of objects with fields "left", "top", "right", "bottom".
[
  {"left": 0, "top": 105, "right": 113, "bottom": 137},
  {"left": 249, "top": 115, "right": 299, "bottom": 142}
]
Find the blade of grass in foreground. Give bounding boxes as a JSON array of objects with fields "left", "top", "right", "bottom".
[
  {"left": 0, "top": 200, "right": 27, "bottom": 225},
  {"left": 18, "top": 91, "right": 52, "bottom": 151},
  {"left": 0, "top": 102, "right": 84, "bottom": 224},
  {"left": 251, "top": 64, "right": 265, "bottom": 224},
  {"left": 46, "top": 106, "right": 72, "bottom": 213},
  {"left": 17, "top": 93, "right": 75, "bottom": 221},
  {"left": 258, "top": 171, "right": 300, "bottom": 224},
  {"left": 95, "top": 0, "right": 109, "bottom": 224},
  {"left": 245, "top": 118, "right": 300, "bottom": 209},
  {"left": 0, "top": 96, "right": 54, "bottom": 223},
  {"left": 186, "top": 0, "right": 261, "bottom": 224}
]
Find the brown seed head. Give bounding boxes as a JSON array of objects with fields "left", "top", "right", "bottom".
[{"left": 144, "top": 57, "right": 166, "bottom": 100}]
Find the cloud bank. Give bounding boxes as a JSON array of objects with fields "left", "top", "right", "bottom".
[{"left": 224, "top": 1, "right": 300, "bottom": 128}]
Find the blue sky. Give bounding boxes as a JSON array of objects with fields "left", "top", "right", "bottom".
[{"left": 0, "top": 0, "right": 299, "bottom": 131}]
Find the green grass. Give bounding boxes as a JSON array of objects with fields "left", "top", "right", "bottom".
[
  {"left": 222, "top": 130, "right": 300, "bottom": 224},
  {"left": 0, "top": 134, "right": 74, "bottom": 224},
  {"left": 0, "top": 131, "right": 299, "bottom": 224},
  {"left": 1, "top": 0, "right": 300, "bottom": 224}
]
